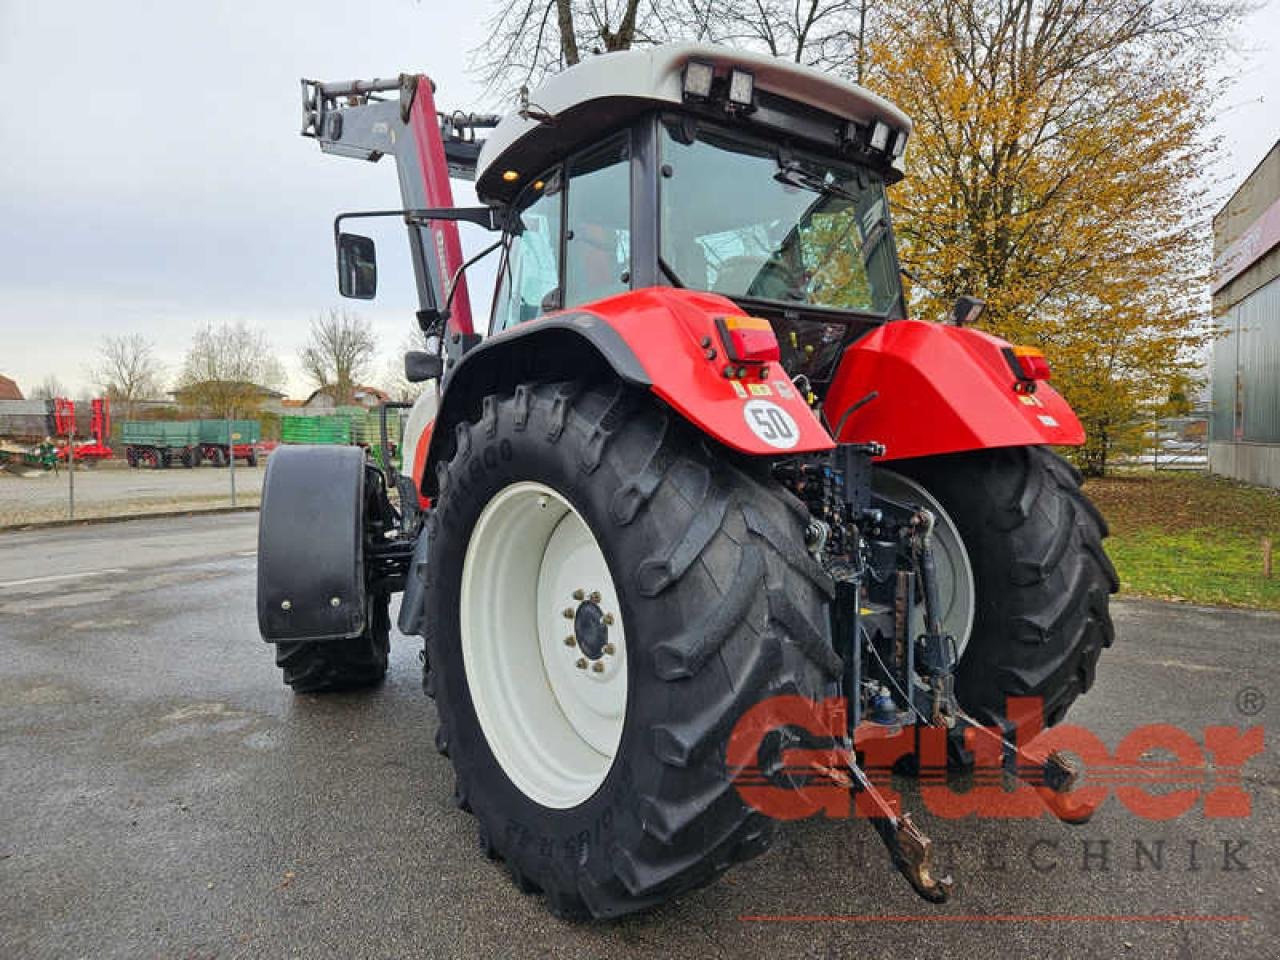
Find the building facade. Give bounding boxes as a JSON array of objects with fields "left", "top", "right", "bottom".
[{"left": 1210, "top": 140, "right": 1280, "bottom": 488}]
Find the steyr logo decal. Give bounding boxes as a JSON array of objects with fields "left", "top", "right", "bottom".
[{"left": 743, "top": 399, "right": 799, "bottom": 449}]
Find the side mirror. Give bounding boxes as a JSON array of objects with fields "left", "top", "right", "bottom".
[
  {"left": 337, "top": 233, "right": 377, "bottom": 300},
  {"left": 404, "top": 351, "right": 443, "bottom": 383},
  {"left": 952, "top": 295, "right": 985, "bottom": 327}
]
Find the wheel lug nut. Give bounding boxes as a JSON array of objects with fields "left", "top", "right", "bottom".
[
  {"left": 575, "top": 658, "right": 587, "bottom": 670},
  {"left": 564, "top": 636, "right": 577, "bottom": 646},
  {"left": 591, "top": 662, "right": 604, "bottom": 673},
  {"left": 572, "top": 589, "right": 585, "bottom": 601},
  {"left": 602, "top": 613, "right": 614, "bottom": 626},
  {"left": 603, "top": 643, "right": 615, "bottom": 656},
  {"left": 563, "top": 607, "right": 575, "bottom": 619}
]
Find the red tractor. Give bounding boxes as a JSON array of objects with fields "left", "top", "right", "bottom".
[{"left": 258, "top": 45, "right": 1116, "bottom": 918}]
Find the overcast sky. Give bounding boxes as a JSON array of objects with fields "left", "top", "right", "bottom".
[{"left": 1, "top": 0, "right": 1278, "bottom": 399}]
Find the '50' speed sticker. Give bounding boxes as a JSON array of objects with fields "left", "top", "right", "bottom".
[{"left": 743, "top": 399, "right": 799, "bottom": 449}]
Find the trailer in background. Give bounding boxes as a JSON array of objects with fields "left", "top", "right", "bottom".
[
  {"left": 122, "top": 420, "right": 201, "bottom": 468},
  {"left": 197, "top": 419, "right": 262, "bottom": 467}
]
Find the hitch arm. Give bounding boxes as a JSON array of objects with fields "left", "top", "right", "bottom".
[{"left": 816, "top": 752, "right": 954, "bottom": 903}]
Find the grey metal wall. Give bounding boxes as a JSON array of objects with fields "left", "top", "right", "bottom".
[{"left": 1211, "top": 276, "right": 1280, "bottom": 445}]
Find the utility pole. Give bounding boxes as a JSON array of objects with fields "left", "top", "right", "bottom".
[
  {"left": 67, "top": 423, "right": 75, "bottom": 520},
  {"left": 227, "top": 409, "right": 237, "bottom": 507}
]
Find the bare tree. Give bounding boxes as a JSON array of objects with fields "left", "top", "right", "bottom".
[
  {"left": 176, "top": 321, "right": 286, "bottom": 417},
  {"left": 299, "top": 308, "right": 378, "bottom": 406},
  {"left": 90, "top": 333, "right": 163, "bottom": 420},
  {"left": 674, "top": 1, "right": 874, "bottom": 75},
  {"left": 472, "top": 0, "right": 652, "bottom": 98},
  {"left": 30, "top": 374, "right": 68, "bottom": 400},
  {"left": 376, "top": 332, "right": 431, "bottom": 403},
  {"left": 471, "top": 0, "right": 878, "bottom": 99}
]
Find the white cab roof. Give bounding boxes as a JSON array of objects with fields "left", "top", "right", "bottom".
[{"left": 475, "top": 43, "right": 912, "bottom": 196}]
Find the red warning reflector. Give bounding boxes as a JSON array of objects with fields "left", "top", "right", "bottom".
[
  {"left": 717, "top": 315, "right": 780, "bottom": 364},
  {"left": 1005, "top": 345, "right": 1052, "bottom": 381}
]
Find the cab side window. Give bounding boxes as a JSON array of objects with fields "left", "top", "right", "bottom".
[
  {"left": 564, "top": 134, "right": 631, "bottom": 307},
  {"left": 492, "top": 171, "right": 563, "bottom": 333}
]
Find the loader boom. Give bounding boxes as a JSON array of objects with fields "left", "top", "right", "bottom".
[{"left": 301, "top": 74, "right": 501, "bottom": 339}]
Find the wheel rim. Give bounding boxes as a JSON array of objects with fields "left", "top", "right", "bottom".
[
  {"left": 460, "top": 481, "right": 628, "bottom": 809},
  {"left": 872, "top": 469, "right": 976, "bottom": 659}
]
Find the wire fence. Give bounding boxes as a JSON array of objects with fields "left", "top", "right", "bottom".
[{"left": 1106, "top": 415, "right": 1210, "bottom": 472}]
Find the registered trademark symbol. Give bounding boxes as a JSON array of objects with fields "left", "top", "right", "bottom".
[{"left": 1235, "top": 686, "right": 1265, "bottom": 717}]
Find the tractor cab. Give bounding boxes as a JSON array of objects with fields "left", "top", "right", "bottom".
[{"left": 473, "top": 45, "right": 912, "bottom": 389}]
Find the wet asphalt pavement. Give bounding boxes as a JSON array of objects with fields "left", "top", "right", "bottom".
[{"left": 0, "top": 513, "right": 1276, "bottom": 959}]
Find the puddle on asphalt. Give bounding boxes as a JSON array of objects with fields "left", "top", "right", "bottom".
[{"left": 0, "top": 678, "right": 82, "bottom": 706}]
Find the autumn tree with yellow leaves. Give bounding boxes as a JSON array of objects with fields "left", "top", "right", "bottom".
[{"left": 863, "top": 0, "right": 1239, "bottom": 473}]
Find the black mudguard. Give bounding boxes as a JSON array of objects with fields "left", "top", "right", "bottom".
[
  {"left": 396, "top": 523, "right": 431, "bottom": 637},
  {"left": 257, "top": 445, "right": 367, "bottom": 642}
]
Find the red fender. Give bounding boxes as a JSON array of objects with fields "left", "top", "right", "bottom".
[
  {"left": 824, "top": 319, "right": 1084, "bottom": 461},
  {"left": 567, "top": 288, "right": 834, "bottom": 455}
]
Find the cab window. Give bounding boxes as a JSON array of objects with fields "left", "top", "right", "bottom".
[
  {"left": 564, "top": 133, "right": 631, "bottom": 307},
  {"left": 492, "top": 170, "right": 563, "bottom": 333}
]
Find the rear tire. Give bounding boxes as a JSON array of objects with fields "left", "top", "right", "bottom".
[
  {"left": 890, "top": 446, "right": 1117, "bottom": 728},
  {"left": 422, "top": 381, "right": 837, "bottom": 919},
  {"left": 276, "top": 592, "right": 390, "bottom": 693}
]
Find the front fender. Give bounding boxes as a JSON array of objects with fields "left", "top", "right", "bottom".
[
  {"left": 824, "top": 319, "right": 1084, "bottom": 462},
  {"left": 257, "top": 445, "right": 367, "bottom": 642}
]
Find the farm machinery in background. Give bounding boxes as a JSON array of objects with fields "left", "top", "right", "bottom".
[
  {"left": 121, "top": 419, "right": 264, "bottom": 468},
  {"left": 0, "top": 396, "right": 112, "bottom": 469},
  {"left": 257, "top": 45, "right": 1117, "bottom": 918}
]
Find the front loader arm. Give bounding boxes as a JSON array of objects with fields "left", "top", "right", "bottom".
[{"left": 301, "top": 74, "right": 501, "bottom": 339}]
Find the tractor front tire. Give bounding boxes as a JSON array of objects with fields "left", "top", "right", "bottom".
[
  {"left": 422, "top": 381, "right": 837, "bottom": 919},
  {"left": 891, "top": 445, "right": 1117, "bottom": 728},
  {"left": 275, "top": 592, "right": 391, "bottom": 693}
]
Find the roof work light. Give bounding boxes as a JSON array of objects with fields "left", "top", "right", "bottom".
[
  {"left": 727, "top": 68, "right": 755, "bottom": 108},
  {"left": 682, "top": 60, "right": 715, "bottom": 101}
]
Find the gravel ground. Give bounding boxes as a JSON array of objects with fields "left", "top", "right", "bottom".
[
  {"left": 1, "top": 514, "right": 1276, "bottom": 959},
  {"left": 0, "top": 463, "right": 263, "bottom": 526}
]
